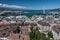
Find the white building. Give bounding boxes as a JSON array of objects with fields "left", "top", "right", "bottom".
[
  {"left": 52, "top": 25, "right": 60, "bottom": 40},
  {"left": 31, "top": 15, "right": 44, "bottom": 21},
  {"left": 37, "top": 21, "right": 51, "bottom": 33}
]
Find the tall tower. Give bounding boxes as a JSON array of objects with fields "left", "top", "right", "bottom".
[{"left": 43, "top": 7, "right": 45, "bottom": 14}]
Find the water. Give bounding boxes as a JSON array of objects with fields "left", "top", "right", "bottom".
[{"left": 3, "top": 10, "right": 57, "bottom": 17}]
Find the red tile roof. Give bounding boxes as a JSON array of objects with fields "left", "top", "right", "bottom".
[
  {"left": 0, "top": 22, "right": 10, "bottom": 26},
  {"left": 21, "top": 26, "right": 30, "bottom": 31},
  {"left": 53, "top": 25, "right": 60, "bottom": 33}
]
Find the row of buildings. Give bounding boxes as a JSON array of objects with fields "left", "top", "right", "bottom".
[
  {"left": 0, "top": 16, "right": 31, "bottom": 40},
  {"left": 31, "top": 15, "right": 60, "bottom": 40},
  {"left": 0, "top": 14, "right": 60, "bottom": 40}
]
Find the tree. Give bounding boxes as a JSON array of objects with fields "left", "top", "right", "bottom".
[
  {"left": 13, "top": 26, "right": 20, "bottom": 33},
  {"left": 30, "top": 26, "right": 33, "bottom": 31},
  {"left": 47, "top": 31, "right": 53, "bottom": 38},
  {"left": 0, "top": 14, "right": 6, "bottom": 16},
  {"left": 29, "top": 27, "right": 50, "bottom": 40}
]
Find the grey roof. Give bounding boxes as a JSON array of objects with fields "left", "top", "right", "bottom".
[{"left": 38, "top": 21, "right": 50, "bottom": 26}]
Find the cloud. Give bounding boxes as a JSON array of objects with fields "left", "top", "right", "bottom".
[
  {"left": 0, "top": 3, "right": 2, "bottom": 5},
  {"left": 0, "top": 3, "right": 31, "bottom": 9}
]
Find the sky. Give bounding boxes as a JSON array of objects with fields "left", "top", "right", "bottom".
[{"left": 0, "top": 0, "right": 60, "bottom": 10}]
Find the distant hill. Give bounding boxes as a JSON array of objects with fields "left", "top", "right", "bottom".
[{"left": 49, "top": 8, "right": 60, "bottom": 12}]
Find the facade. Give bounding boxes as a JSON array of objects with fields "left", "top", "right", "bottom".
[
  {"left": 0, "top": 16, "right": 30, "bottom": 40},
  {"left": 37, "top": 21, "right": 51, "bottom": 33},
  {"left": 0, "top": 14, "right": 60, "bottom": 40},
  {"left": 52, "top": 25, "right": 60, "bottom": 40}
]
